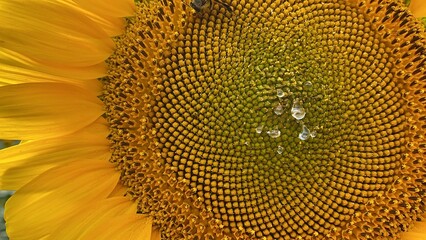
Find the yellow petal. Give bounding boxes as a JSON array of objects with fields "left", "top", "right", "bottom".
[
  {"left": 73, "top": 0, "right": 136, "bottom": 18},
  {"left": 49, "top": 197, "right": 141, "bottom": 239},
  {"left": 76, "top": 9, "right": 126, "bottom": 37},
  {"left": 401, "top": 219, "right": 426, "bottom": 240},
  {"left": 79, "top": 214, "right": 152, "bottom": 240},
  {"left": 0, "top": 120, "right": 110, "bottom": 190},
  {"left": 0, "top": 48, "right": 108, "bottom": 79},
  {"left": 0, "top": 0, "right": 109, "bottom": 39},
  {"left": 0, "top": 64, "right": 102, "bottom": 92},
  {"left": 5, "top": 160, "right": 119, "bottom": 240},
  {"left": 0, "top": 0, "right": 114, "bottom": 67},
  {"left": 107, "top": 181, "right": 128, "bottom": 198},
  {"left": 0, "top": 82, "right": 103, "bottom": 140},
  {"left": 409, "top": 0, "right": 426, "bottom": 18},
  {"left": 151, "top": 229, "right": 162, "bottom": 240},
  {"left": 70, "top": 0, "right": 133, "bottom": 36}
]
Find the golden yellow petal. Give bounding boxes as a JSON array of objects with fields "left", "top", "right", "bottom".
[
  {"left": 73, "top": 0, "right": 136, "bottom": 18},
  {"left": 0, "top": 0, "right": 114, "bottom": 67},
  {"left": 0, "top": 48, "right": 108, "bottom": 80},
  {"left": 0, "top": 120, "right": 110, "bottom": 189},
  {"left": 107, "top": 181, "right": 129, "bottom": 198},
  {"left": 401, "top": 219, "right": 426, "bottom": 240},
  {"left": 0, "top": 64, "right": 102, "bottom": 92},
  {"left": 0, "top": 0, "right": 109, "bottom": 38},
  {"left": 75, "top": 9, "right": 127, "bottom": 37},
  {"left": 5, "top": 160, "right": 119, "bottom": 240},
  {"left": 79, "top": 214, "right": 152, "bottom": 240},
  {"left": 49, "top": 197, "right": 140, "bottom": 239},
  {"left": 409, "top": 0, "right": 426, "bottom": 18},
  {"left": 150, "top": 228, "right": 162, "bottom": 240},
  {"left": 0, "top": 82, "right": 103, "bottom": 140},
  {"left": 2, "top": 37, "right": 113, "bottom": 68}
]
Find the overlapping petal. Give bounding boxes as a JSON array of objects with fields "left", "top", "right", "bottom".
[
  {"left": 0, "top": 120, "right": 110, "bottom": 190},
  {"left": 0, "top": 0, "right": 145, "bottom": 239},
  {"left": 0, "top": 82, "right": 103, "bottom": 140},
  {"left": 5, "top": 160, "right": 120, "bottom": 240},
  {"left": 73, "top": 0, "right": 136, "bottom": 18},
  {"left": 0, "top": 48, "right": 108, "bottom": 80},
  {"left": 409, "top": 0, "right": 426, "bottom": 18},
  {"left": 0, "top": 63, "right": 102, "bottom": 92},
  {"left": 50, "top": 197, "right": 135, "bottom": 237},
  {"left": 49, "top": 197, "right": 152, "bottom": 240},
  {"left": 401, "top": 219, "right": 426, "bottom": 240},
  {"left": 0, "top": 0, "right": 114, "bottom": 67}
]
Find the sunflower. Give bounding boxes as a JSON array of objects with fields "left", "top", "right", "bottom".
[{"left": 1, "top": 0, "right": 426, "bottom": 239}]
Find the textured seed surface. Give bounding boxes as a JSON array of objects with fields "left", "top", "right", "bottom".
[{"left": 102, "top": 0, "right": 426, "bottom": 239}]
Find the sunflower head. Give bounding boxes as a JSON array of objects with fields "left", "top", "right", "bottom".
[
  {"left": 101, "top": 0, "right": 426, "bottom": 239},
  {"left": 1, "top": 0, "right": 426, "bottom": 239}
]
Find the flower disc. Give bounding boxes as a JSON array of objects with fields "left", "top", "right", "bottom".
[{"left": 103, "top": 0, "right": 426, "bottom": 239}]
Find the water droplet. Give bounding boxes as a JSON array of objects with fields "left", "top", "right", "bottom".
[
  {"left": 277, "top": 89, "right": 285, "bottom": 98},
  {"left": 277, "top": 145, "right": 283, "bottom": 154},
  {"left": 310, "top": 130, "right": 317, "bottom": 138},
  {"left": 267, "top": 129, "right": 281, "bottom": 138},
  {"left": 291, "top": 98, "right": 306, "bottom": 120},
  {"left": 274, "top": 104, "right": 284, "bottom": 115},
  {"left": 304, "top": 81, "right": 313, "bottom": 88},
  {"left": 256, "top": 124, "right": 264, "bottom": 134},
  {"left": 298, "top": 125, "right": 310, "bottom": 141}
]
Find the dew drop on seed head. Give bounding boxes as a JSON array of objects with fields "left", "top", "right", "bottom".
[
  {"left": 304, "top": 81, "right": 313, "bottom": 88},
  {"left": 256, "top": 124, "right": 264, "bottom": 134},
  {"left": 291, "top": 98, "right": 306, "bottom": 120},
  {"left": 274, "top": 104, "right": 284, "bottom": 115},
  {"left": 277, "top": 145, "right": 283, "bottom": 154},
  {"left": 277, "top": 89, "right": 285, "bottom": 98},
  {"left": 298, "top": 125, "right": 310, "bottom": 141},
  {"left": 267, "top": 129, "right": 281, "bottom": 138}
]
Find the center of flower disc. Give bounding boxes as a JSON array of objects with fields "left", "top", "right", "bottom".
[{"left": 102, "top": 0, "right": 426, "bottom": 239}]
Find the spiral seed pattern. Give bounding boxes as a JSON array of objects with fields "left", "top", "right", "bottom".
[{"left": 102, "top": 0, "right": 426, "bottom": 239}]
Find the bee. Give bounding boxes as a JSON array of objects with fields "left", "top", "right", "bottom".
[{"left": 189, "top": 0, "right": 232, "bottom": 13}]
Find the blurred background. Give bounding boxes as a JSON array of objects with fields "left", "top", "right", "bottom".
[
  {"left": 1, "top": 140, "right": 19, "bottom": 240},
  {"left": 0, "top": 190, "right": 12, "bottom": 240}
]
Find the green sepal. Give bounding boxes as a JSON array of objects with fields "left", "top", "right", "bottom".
[
  {"left": 404, "top": 0, "right": 411, "bottom": 7},
  {"left": 421, "top": 17, "right": 426, "bottom": 29}
]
